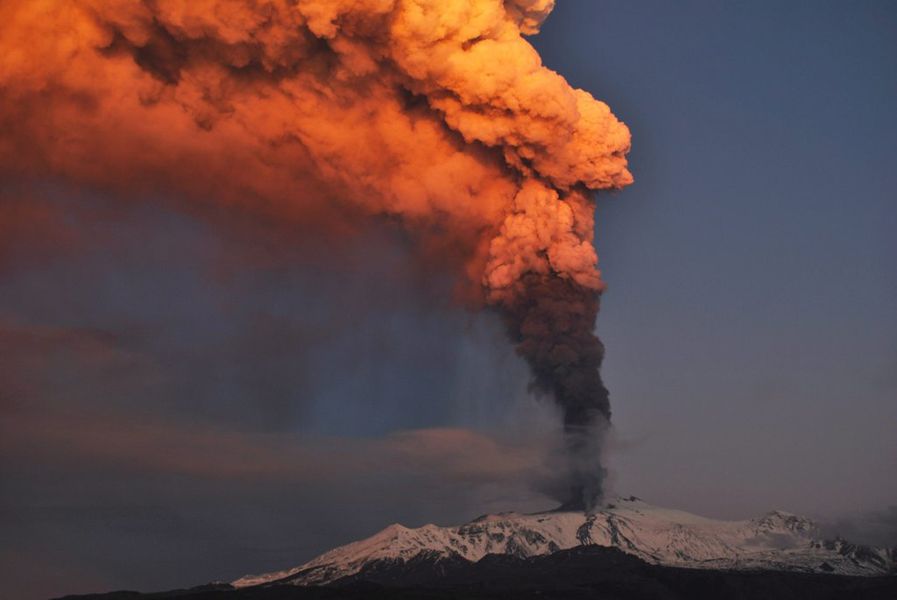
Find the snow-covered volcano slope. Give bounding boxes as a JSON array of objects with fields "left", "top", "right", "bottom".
[{"left": 233, "top": 497, "right": 895, "bottom": 587}]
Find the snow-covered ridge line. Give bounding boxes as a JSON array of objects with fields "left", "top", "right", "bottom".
[{"left": 233, "top": 496, "right": 895, "bottom": 588}]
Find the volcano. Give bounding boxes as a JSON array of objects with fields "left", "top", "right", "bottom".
[
  {"left": 233, "top": 496, "right": 894, "bottom": 588},
  {"left": 58, "top": 497, "right": 897, "bottom": 600}
]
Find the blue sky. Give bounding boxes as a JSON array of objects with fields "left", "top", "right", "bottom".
[{"left": 533, "top": 0, "right": 897, "bottom": 516}]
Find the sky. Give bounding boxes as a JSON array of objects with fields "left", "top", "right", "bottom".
[
  {"left": 536, "top": 0, "right": 897, "bottom": 516},
  {"left": 1, "top": 1, "right": 896, "bottom": 599}
]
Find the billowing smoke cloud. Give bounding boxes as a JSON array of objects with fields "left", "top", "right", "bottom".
[{"left": 0, "top": 0, "right": 631, "bottom": 509}]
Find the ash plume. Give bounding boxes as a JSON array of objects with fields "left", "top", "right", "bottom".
[
  {"left": 499, "top": 271, "right": 610, "bottom": 510},
  {"left": 0, "top": 0, "right": 632, "bottom": 509}
]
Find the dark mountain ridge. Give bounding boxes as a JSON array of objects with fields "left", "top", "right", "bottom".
[{"left": 58, "top": 545, "right": 897, "bottom": 600}]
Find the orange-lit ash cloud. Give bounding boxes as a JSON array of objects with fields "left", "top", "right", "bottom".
[{"left": 0, "top": 0, "right": 632, "bottom": 509}]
